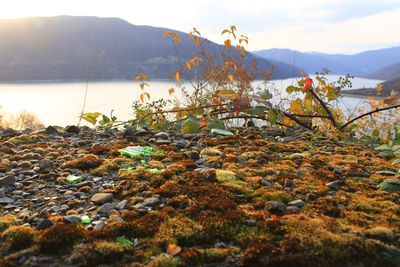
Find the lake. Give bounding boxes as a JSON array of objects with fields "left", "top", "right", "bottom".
[{"left": 0, "top": 76, "right": 383, "bottom": 127}]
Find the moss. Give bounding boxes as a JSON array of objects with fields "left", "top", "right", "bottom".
[
  {"left": 147, "top": 253, "right": 181, "bottom": 267},
  {"left": 251, "top": 188, "right": 294, "bottom": 203},
  {"left": 1, "top": 225, "right": 38, "bottom": 251},
  {"left": 61, "top": 154, "right": 103, "bottom": 170},
  {"left": 0, "top": 215, "right": 19, "bottom": 233},
  {"left": 200, "top": 148, "right": 222, "bottom": 156},
  {"left": 90, "top": 160, "right": 119, "bottom": 176},
  {"left": 70, "top": 240, "right": 134, "bottom": 266},
  {"left": 8, "top": 135, "right": 34, "bottom": 145},
  {"left": 37, "top": 222, "right": 86, "bottom": 254}
]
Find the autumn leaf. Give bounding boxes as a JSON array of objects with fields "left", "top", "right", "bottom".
[
  {"left": 299, "top": 70, "right": 308, "bottom": 78},
  {"left": 167, "top": 244, "right": 181, "bottom": 256},
  {"left": 233, "top": 96, "right": 251, "bottom": 113},
  {"left": 221, "top": 29, "right": 229, "bottom": 35},
  {"left": 140, "top": 93, "right": 145, "bottom": 102},
  {"left": 172, "top": 37, "right": 181, "bottom": 44},
  {"left": 302, "top": 78, "right": 313, "bottom": 92},
  {"left": 169, "top": 88, "right": 175, "bottom": 95},
  {"left": 189, "top": 32, "right": 192, "bottom": 39},
  {"left": 141, "top": 73, "right": 149, "bottom": 81},
  {"left": 186, "top": 61, "right": 191, "bottom": 71},
  {"left": 228, "top": 74, "right": 234, "bottom": 84},
  {"left": 224, "top": 40, "right": 231, "bottom": 51},
  {"left": 176, "top": 71, "right": 181, "bottom": 83},
  {"left": 163, "top": 31, "right": 171, "bottom": 37}
]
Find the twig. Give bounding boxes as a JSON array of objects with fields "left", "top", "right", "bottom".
[
  {"left": 309, "top": 89, "right": 339, "bottom": 129},
  {"left": 340, "top": 104, "right": 400, "bottom": 130},
  {"left": 78, "top": 49, "right": 105, "bottom": 126}
]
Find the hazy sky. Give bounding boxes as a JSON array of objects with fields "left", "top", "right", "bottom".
[{"left": 1, "top": 0, "right": 400, "bottom": 54}]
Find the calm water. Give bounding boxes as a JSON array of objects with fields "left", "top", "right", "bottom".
[{"left": 0, "top": 76, "right": 383, "bottom": 127}]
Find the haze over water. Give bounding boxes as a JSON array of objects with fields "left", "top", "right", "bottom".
[{"left": 0, "top": 76, "right": 382, "bottom": 127}]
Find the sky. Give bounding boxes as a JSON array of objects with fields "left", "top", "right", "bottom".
[{"left": 1, "top": 0, "right": 400, "bottom": 54}]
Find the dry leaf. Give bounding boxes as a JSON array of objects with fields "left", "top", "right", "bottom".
[{"left": 167, "top": 244, "right": 182, "bottom": 256}]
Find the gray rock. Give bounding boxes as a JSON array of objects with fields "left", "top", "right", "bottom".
[
  {"left": 64, "top": 215, "right": 81, "bottom": 223},
  {"left": 0, "top": 197, "right": 14, "bottom": 204},
  {"left": 33, "top": 167, "right": 40, "bottom": 172},
  {"left": 0, "top": 175, "right": 15, "bottom": 186},
  {"left": 288, "top": 199, "right": 306, "bottom": 208},
  {"left": 39, "top": 159, "right": 54, "bottom": 170},
  {"left": 188, "top": 151, "right": 200, "bottom": 160},
  {"left": 91, "top": 193, "right": 113, "bottom": 205},
  {"left": 286, "top": 206, "right": 300, "bottom": 213},
  {"left": 110, "top": 216, "right": 124, "bottom": 223},
  {"left": 116, "top": 200, "right": 129, "bottom": 210},
  {"left": 244, "top": 219, "right": 257, "bottom": 227},
  {"left": 261, "top": 179, "right": 273, "bottom": 187},
  {"left": 156, "top": 139, "right": 171, "bottom": 145},
  {"left": 14, "top": 182, "right": 23, "bottom": 190},
  {"left": 36, "top": 219, "right": 54, "bottom": 230},
  {"left": 142, "top": 197, "right": 160, "bottom": 207},
  {"left": 92, "top": 220, "right": 106, "bottom": 230},
  {"left": 97, "top": 203, "right": 116, "bottom": 214},
  {"left": 176, "top": 139, "right": 187, "bottom": 148},
  {"left": 65, "top": 125, "right": 80, "bottom": 134},
  {"left": 154, "top": 132, "right": 169, "bottom": 139},
  {"left": 3, "top": 128, "right": 19, "bottom": 137},
  {"left": 45, "top": 126, "right": 59, "bottom": 135},
  {"left": 0, "top": 188, "right": 6, "bottom": 198},
  {"left": 326, "top": 180, "right": 342, "bottom": 191},
  {"left": 265, "top": 201, "right": 287, "bottom": 214}
]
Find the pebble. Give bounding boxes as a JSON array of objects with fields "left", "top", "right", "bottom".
[
  {"left": 91, "top": 193, "right": 113, "bottom": 205},
  {"left": 36, "top": 218, "right": 54, "bottom": 230},
  {"left": 326, "top": 180, "right": 342, "bottom": 191},
  {"left": 265, "top": 201, "right": 287, "bottom": 214},
  {"left": 0, "top": 175, "right": 15, "bottom": 186},
  {"left": 288, "top": 199, "right": 306, "bottom": 208},
  {"left": 65, "top": 215, "right": 81, "bottom": 223},
  {"left": 0, "top": 197, "right": 14, "bottom": 204}
]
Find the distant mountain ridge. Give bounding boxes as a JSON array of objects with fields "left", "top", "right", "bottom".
[
  {"left": 363, "top": 62, "right": 400, "bottom": 80},
  {"left": 253, "top": 47, "right": 400, "bottom": 76},
  {"left": 0, "top": 16, "right": 298, "bottom": 81}
]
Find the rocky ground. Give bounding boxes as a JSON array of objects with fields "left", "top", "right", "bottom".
[{"left": 1, "top": 125, "right": 400, "bottom": 266}]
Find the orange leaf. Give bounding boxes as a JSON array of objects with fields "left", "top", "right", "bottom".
[
  {"left": 140, "top": 93, "right": 144, "bottom": 102},
  {"left": 186, "top": 61, "right": 191, "bottom": 71},
  {"left": 176, "top": 72, "right": 181, "bottom": 83},
  {"left": 212, "top": 98, "right": 221, "bottom": 105},
  {"left": 189, "top": 32, "right": 192, "bottom": 39},
  {"left": 270, "top": 215, "right": 277, "bottom": 220},
  {"left": 141, "top": 73, "right": 149, "bottom": 81},
  {"left": 301, "top": 78, "right": 312, "bottom": 92},
  {"left": 140, "top": 83, "right": 144, "bottom": 90},
  {"left": 172, "top": 37, "right": 181, "bottom": 44},
  {"left": 163, "top": 31, "right": 171, "bottom": 37},
  {"left": 144, "top": 92, "right": 150, "bottom": 100},
  {"left": 224, "top": 40, "right": 231, "bottom": 51},
  {"left": 221, "top": 29, "right": 229, "bottom": 35},
  {"left": 167, "top": 244, "right": 181, "bottom": 256},
  {"left": 228, "top": 74, "right": 234, "bottom": 84},
  {"left": 169, "top": 88, "right": 175, "bottom": 95},
  {"left": 134, "top": 75, "right": 141, "bottom": 82},
  {"left": 299, "top": 70, "right": 308, "bottom": 78}
]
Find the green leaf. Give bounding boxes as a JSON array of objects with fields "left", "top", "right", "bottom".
[
  {"left": 207, "top": 118, "right": 225, "bottom": 129},
  {"left": 258, "top": 89, "right": 273, "bottom": 100},
  {"left": 392, "top": 145, "right": 400, "bottom": 151},
  {"left": 375, "top": 144, "right": 392, "bottom": 151},
  {"left": 286, "top": 85, "right": 301, "bottom": 94},
  {"left": 379, "top": 151, "right": 394, "bottom": 157},
  {"left": 267, "top": 109, "right": 278, "bottom": 125},
  {"left": 246, "top": 106, "right": 268, "bottom": 115},
  {"left": 182, "top": 113, "right": 199, "bottom": 133},
  {"left": 80, "top": 112, "right": 102, "bottom": 125},
  {"left": 372, "top": 130, "right": 380, "bottom": 137},
  {"left": 174, "top": 118, "right": 185, "bottom": 132},
  {"left": 392, "top": 158, "right": 400, "bottom": 165},
  {"left": 378, "top": 179, "right": 400, "bottom": 192}
]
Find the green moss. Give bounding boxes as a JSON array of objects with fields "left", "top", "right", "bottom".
[
  {"left": 147, "top": 253, "right": 181, "bottom": 267},
  {"left": 1, "top": 225, "right": 38, "bottom": 251}
]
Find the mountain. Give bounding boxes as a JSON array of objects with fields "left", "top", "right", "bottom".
[
  {"left": 0, "top": 16, "right": 298, "bottom": 81},
  {"left": 253, "top": 47, "right": 400, "bottom": 76},
  {"left": 363, "top": 62, "right": 400, "bottom": 80}
]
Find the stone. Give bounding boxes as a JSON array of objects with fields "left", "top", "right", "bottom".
[
  {"left": 188, "top": 151, "right": 200, "bottom": 160},
  {"left": 0, "top": 175, "right": 15, "bottom": 186},
  {"left": 156, "top": 139, "right": 171, "bottom": 145},
  {"left": 142, "top": 197, "right": 160, "bottom": 207},
  {"left": 244, "top": 219, "right": 257, "bottom": 227},
  {"left": 93, "top": 220, "right": 106, "bottom": 231},
  {"left": 154, "top": 132, "right": 169, "bottom": 139},
  {"left": 288, "top": 199, "right": 306, "bottom": 208},
  {"left": 3, "top": 128, "right": 19, "bottom": 137},
  {"left": 0, "top": 188, "right": 5, "bottom": 198},
  {"left": 265, "top": 201, "right": 287, "bottom": 214},
  {"left": 39, "top": 159, "right": 54, "bottom": 170},
  {"left": 64, "top": 215, "right": 81, "bottom": 223},
  {"left": 175, "top": 140, "right": 187, "bottom": 148},
  {"left": 45, "top": 126, "right": 59, "bottom": 135},
  {"left": 91, "top": 193, "right": 113, "bottom": 205},
  {"left": 65, "top": 125, "right": 80, "bottom": 134},
  {"left": 36, "top": 219, "right": 54, "bottom": 230},
  {"left": 0, "top": 197, "right": 14, "bottom": 204},
  {"left": 97, "top": 203, "right": 116, "bottom": 214},
  {"left": 116, "top": 200, "right": 129, "bottom": 210},
  {"left": 326, "top": 180, "right": 342, "bottom": 191}
]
